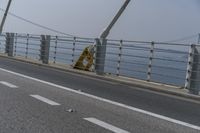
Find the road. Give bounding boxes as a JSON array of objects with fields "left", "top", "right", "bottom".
[{"left": 0, "top": 57, "right": 200, "bottom": 133}]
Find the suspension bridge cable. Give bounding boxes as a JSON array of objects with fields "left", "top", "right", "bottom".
[
  {"left": 1, "top": 8, "right": 198, "bottom": 43},
  {"left": 0, "top": 8, "right": 76, "bottom": 37},
  {"left": 164, "top": 34, "right": 198, "bottom": 43}
]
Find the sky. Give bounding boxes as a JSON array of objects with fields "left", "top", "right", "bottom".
[{"left": 1, "top": 0, "right": 200, "bottom": 43}]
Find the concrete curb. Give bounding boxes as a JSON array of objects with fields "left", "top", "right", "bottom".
[{"left": 0, "top": 54, "right": 200, "bottom": 102}]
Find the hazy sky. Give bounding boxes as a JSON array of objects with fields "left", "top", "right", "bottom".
[{"left": 1, "top": 0, "right": 200, "bottom": 43}]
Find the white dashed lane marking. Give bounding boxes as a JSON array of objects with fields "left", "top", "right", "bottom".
[
  {"left": 30, "top": 95, "right": 60, "bottom": 106},
  {"left": 84, "top": 117, "right": 130, "bottom": 133},
  {"left": 0, "top": 81, "right": 18, "bottom": 88}
]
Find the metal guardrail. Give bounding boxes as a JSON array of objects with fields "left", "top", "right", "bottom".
[
  {"left": 0, "top": 32, "right": 199, "bottom": 94},
  {"left": 49, "top": 36, "right": 95, "bottom": 67},
  {"left": 104, "top": 40, "right": 190, "bottom": 86}
]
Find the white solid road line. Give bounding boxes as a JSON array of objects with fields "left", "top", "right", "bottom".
[
  {"left": 0, "top": 81, "right": 18, "bottom": 88},
  {"left": 84, "top": 118, "right": 130, "bottom": 133},
  {"left": 0, "top": 67, "right": 200, "bottom": 131},
  {"left": 30, "top": 95, "right": 60, "bottom": 106}
]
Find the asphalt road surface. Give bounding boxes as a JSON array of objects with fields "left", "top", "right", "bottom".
[{"left": 0, "top": 57, "right": 200, "bottom": 133}]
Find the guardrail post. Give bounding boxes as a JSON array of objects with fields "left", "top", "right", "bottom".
[
  {"left": 117, "top": 40, "right": 123, "bottom": 76},
  {"left": 40, "top": 35, "right": 51, "bottom": 64},
  {"left": 53, "top": 36, "right": 58, "bottom": 63},
  {"left": 25, "top": 34, "right": 29, "bottom": 58},
  {"left": 185, "top": 44, "right": 195, "bottom": 91},
  {"left": 147, "top": 41, "right": 155, "bottom": 81},
  {"left": 5, "top": 32, "right": 14, "bottom": 57},
  {"left": 185, "top": 44, "right": 200, "bottom": 95},
  {"left": 72, "top": 37, "right": 76, "bottom": 64},
  {"left": 92, "top": 43, "right": 97, "bottom": 72},
  {"left": 14, "top": 33, "right": 17, "bottom": 56},
  {"left": 95, "top": 38, "right": 107, "bottom": 75}
]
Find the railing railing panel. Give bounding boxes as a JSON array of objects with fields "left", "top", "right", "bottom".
[
  {"left": 1, "top": 32, "right": 200, "bottom": 94},
  {"left": 13, "top": 34, "right": 41, "bottom": 60},
  {"left": 48, "top": 36, "right": 95, "bottom": 68},
  {"left": 150, "top": 43, "right": 190, "bottom": 86}
]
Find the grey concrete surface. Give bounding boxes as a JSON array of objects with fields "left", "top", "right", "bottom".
[
  {"left": 0, "top": 57, "right": 200, "bottom": 132},
  {"left": 0, "top": 69, "right": 199, "bottom": 133}
]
